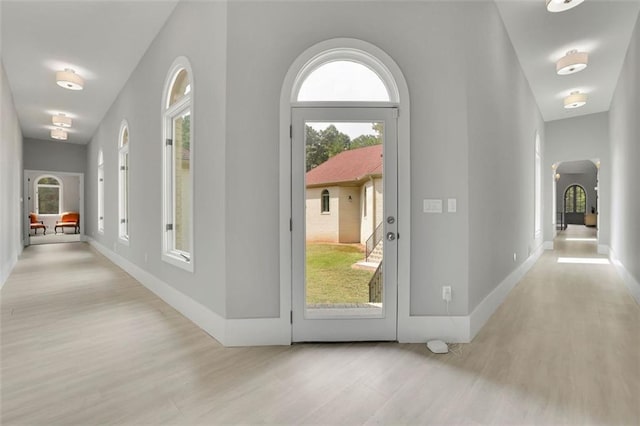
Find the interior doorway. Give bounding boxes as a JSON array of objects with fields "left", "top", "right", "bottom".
[
  {"left": 553, "top": 159, "right": 599, "bottom": 237},
  {"left": 24, "top": 170, "right": 84, "bottom": 246}
]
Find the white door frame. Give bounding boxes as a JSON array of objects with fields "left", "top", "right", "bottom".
[
  {"left": 23, "top": 169, "right": 85, "bottom": 246},
  {"left": 279, "top": 38, "right": 411, "bottom": 343}
]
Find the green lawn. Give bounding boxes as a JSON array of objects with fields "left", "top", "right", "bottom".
[{"left": 306, "top": 243, "right": 374, "bottom": 304}]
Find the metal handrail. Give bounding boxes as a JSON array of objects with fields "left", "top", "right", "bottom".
[
  {"left": 368, "top": 263, "right": 383, "bottom": 303},
  {"left": 365, "top": 222, "right": 384, "bottom": 262}
]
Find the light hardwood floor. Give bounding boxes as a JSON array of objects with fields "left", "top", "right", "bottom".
[{"left": 2, "top": 228, "right": 639, "bottom": 425}]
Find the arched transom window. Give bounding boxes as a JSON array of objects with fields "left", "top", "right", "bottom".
[{"left": 293, "top": 48, "right": 399, "bottom": 104}]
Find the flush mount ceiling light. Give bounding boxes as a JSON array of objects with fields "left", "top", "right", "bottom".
[
  {"left": 564, "top": 91, "right": 587, "bottom": 109},
  {"left": 56, "top": 68, "right": 84, "bottom": 90},
  {"left": 52, "top": 113, "right": 72, "bottom": 128},
  {"left": 51, "top": 128, "right": 68, "bottom": 140},
  {"left": 546, "top": 0, "right": 585, "bottom": 13},
  {"left": 556, "top": 50, "right": 589, "bottom": 75}
]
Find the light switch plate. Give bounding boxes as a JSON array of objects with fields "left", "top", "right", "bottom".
[
  {"left": 448, "top": 198, "right": 457, "bottom": 213},
  {"left": 423, "top": 199, "right": 443, "bottom": 213}
]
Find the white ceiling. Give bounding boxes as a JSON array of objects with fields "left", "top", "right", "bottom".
[
  {"left": 1, "top": 1, "right": 639, "bottom": 145},
  {"left": 1, "top": 0, "right": 179, "bottom": 144},
  {"left": 496, "top": 0, "right": 640, "bottom": 122}
]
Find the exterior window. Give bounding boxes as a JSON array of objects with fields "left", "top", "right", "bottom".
[
  {"left": 564, "top": 185, "right": 586, "bottom": 214},
  {"left": 98, "top": 150, "right": 104, "bottom": 233},
  {"left": 162, "top": 57, "right": 193, "bottom": 270},
  {"left": 297, "top": 60, "right": 390, "bottom": 102},
  {"left": 118, "top": 121, "right": 130, "bottom": 242},
  {"left": 534, "top": 133, "right": 541, "bottom": 236},
  {"left": 321, "top": 189, "right": 330, "bottom": 213},
  {"left": 35, "top": 176, "right": 62, "bottom": 214}
]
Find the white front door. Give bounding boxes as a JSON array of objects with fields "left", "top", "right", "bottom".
[{"left": 292, "top": 107, "right": 398, "bottom": 342}]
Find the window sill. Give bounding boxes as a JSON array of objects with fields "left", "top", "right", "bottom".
[
  {"left": 118, "top": 236, "right": 130, "bottom": 247},
  {"left": 162, "top": 252, "right": 194, "bottom": 273},
  {"left": 321, "top": 212, "right": 331, "bottom": 215}
]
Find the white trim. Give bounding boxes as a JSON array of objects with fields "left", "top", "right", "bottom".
[
  {"left": 609, "top": 248, "right": 640, "bottom": 305},
  {"left": 87, "top": 238, "right": 290, "bottom": 346},
  {"left": 597, "top": 244, "right": 610, "bottom": 256},
  {"left": 280, "top": 38, "right": 410, "bottom": 343},
  {"left": 399, "top": 242, "right": 545, "bottom": 343},
  {"left": 544, "top": 240, "right": 554, "bottom": 250}
]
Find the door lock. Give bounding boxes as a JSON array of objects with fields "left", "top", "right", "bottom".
[
  {"left": 387, "top": 216, "right": 395, "bottom": 224},
  {"left": 386, "top": 232, "right": 396, "bottom": 241}
]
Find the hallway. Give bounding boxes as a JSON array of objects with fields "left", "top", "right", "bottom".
[{"left": 1, "top": 233, "right": 638, "bottom": 425}]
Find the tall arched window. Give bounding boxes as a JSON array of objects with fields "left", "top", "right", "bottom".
[
  {"left": 35, "top": 175, "right": 62, "bottom": 214},
  {"left": 564, "top": 185, "right": 586, "bottom": 214},
  {"left": 118, "top": 121, "right": 130, "bottom": 243},
  {"left": 98, "top": 149, "right": 104, "bottom": 233},
  {"left": 321, "top": 189, "right": 330, "bottom": 213},
  {"left": 534, "top": 132, "right": 542, "bottom": 236},
  {"left": 162, "top": 57, "right": 193, "bottom": 270}
]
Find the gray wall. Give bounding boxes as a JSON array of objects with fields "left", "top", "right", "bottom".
[
  {"left": 609, "top": 14, "right": 640, "bottom": 285},
  {"left": 86, "top": 1, "right": 228, "bottom": 317},
  {"left": 85, "top": 1, "right": 544, "bottom": 321},
  {"left": 0, "top": 60, "right": 24, "bottom": 287},
  {"left": 23, "top": 138, "right": 86, "bottom": 174},
  {"left": 466, "top": 5, "right": 545, "bottom": 312},
  {"left": 544, "top": 113, "right": 610, "bottom": 244}
]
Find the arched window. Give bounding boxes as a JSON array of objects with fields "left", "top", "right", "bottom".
[
  {"left": 98, "top": 149, "right": 104, "bottom": 233},
  {"left": 321, "top": 189, "right": 330, "bottom": 213},
  {"left": 118, "top": 121, "right": 130, "bottom": 242},
  {"left": 35, "top": 175, "right": 62, "bottom": 214},
  {"left": 534, "top": 132, "right": 542, "bottom": 236},
  {"left": 162, "top": 57, "right": 193, "bottom": 270},
  {"left": 293, "top": 48, "right": 398, "bottom": 103},
  {"left": 564, "top": 185, "right": 586, "bottom": 214}
]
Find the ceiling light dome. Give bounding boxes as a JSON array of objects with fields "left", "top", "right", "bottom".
[
  {"left": 56, "top": 68, "right": 84, "bottom": 90},
  {"left": 564, "top": 91, "right": 587, "bottom": 109},
  {"left": 546, "top": 0, "right": 585, "bottom": 13},
  {"left": 52, "top": 113, "right": 72, "bottom": 128},
  {"left": 556, "top": 50, "right": 589, "bottom": 75},
  {"left": 51, "top": 128, "right": 68, "bottom": 140}
]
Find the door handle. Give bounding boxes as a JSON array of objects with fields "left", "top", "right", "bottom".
[{"left": 386, "top": 232, "right": 396, "bottom": 241}]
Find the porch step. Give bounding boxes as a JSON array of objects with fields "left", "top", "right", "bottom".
[{"left": 367, "top": 241, "right": 384, "bottom": 264}]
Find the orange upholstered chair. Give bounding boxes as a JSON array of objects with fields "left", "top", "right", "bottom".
[
  {"left": 29, "top": 213, "right": 47, "bottom": 235},
  {"left": 55, "top": 212, "right": 80, "bottom": 234}
]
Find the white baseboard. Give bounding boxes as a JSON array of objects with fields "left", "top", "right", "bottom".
[
  {"left": 609, "top": 248, "right": 640, "bottom": 305},
  {"left": 598, "top": 244, "right": 610, "bottom": 256},
  {"left": 468, "top": 242, "right": 545, "bottom": 340},
  {"left": 399, "top": 243, "right": 545, "bottom": 344},
  {"left": 87, "top": 238, "right": 291, "bottom": 347},
  {"left": 544, "top": 241, "right": 554, "bottom": 250}
]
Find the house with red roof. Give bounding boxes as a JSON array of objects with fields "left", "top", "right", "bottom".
[{"left": 306, "top": 144, "right": 383, "bottom": 244}]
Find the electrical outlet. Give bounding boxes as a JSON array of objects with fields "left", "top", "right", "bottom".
[
  {"left": 442, "top": 286, "right": 452, "bottom": 302},
  {"left": 513, "top": 252, "right": 517, "bottom": 262}
]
